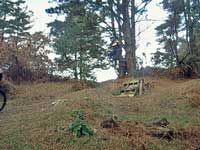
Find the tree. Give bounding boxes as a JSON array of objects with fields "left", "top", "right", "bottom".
[
  {"left": 154, "top": 10, "right": 182, "bottom": 66},
  {"left": 89, "top": 0, "right": 152, "bottom": 77},
  {"left": 0, "top": 0, "right": 32, "bottom": 43},
  {"left": 0, "top": 1, "right": 54, "bottom": 82},
  {"left": 153, "top": 0, "right": 200, "bottom": 75},
  {"left": 9, "top": 0, "right": 32, "bottom": 46},
  {"left": 47, "top": 0, "right": 108, "bottom": 80},
  {"left": 152, "top": 50, "right": 176, "bottom": 68},
  {"left": 26, "top": 32, "right": 52, "bottom": 77},
  {"left": 0, "top": 32, "right": 53, "bottom": 82},
  {"left": 0, "top": 0, "right": 15, "bottom": 41}
]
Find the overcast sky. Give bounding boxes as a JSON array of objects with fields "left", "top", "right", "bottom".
[{"left": 25, "top": 0, "right": 166, "bottom": 82}]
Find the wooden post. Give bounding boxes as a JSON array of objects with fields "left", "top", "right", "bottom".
[{"left": 139, "top": 79, "right": 144, "bottom": 96}]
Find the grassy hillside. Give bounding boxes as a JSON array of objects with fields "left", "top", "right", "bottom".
[{"left": 0, "top": 78, "right": 200, "bottom": 150}]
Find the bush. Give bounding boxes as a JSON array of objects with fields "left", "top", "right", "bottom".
[
  {"left": 111, "top": 88, "right": 121, "bottom": 96},
  {"left": 165, "top": 65, "right": 196, "bottom": 79},
  {"left": 69, "top": 111, "right": 93, "bottom": 138}
]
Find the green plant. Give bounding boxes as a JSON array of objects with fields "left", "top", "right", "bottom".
[
  {"left": 69, "top": 111, "right": 93, "bottom": 138},
  {"left": 111, "top": 88, "right": 121, "bottom": 96}
]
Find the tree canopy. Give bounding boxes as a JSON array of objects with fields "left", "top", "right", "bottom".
[
  {"left": 47, "top": 0, "right": 108, "bottom": 80},
  {"left": 152, "top": 0, "right": 200, "bottom": 75}
]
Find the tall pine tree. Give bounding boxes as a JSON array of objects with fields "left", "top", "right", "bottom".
[
  {"left": 153, "top": 0, "right": 200, "bottom": 75},
  {"left": 10, "top": 0, "right": 32, "bottom": 46},
  {"left": 0, "top": 0, "right": 15, "bottom": 41},
  {"left": 47, "top": 0, "right": 108, "bottom": 80}
]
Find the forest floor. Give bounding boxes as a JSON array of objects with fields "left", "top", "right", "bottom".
[{"left": 0, "top": 77, "right": 200, "bottom": 150}]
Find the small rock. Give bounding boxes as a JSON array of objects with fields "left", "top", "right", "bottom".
[
  {"left": 101, "top": 137, "right": 109, "bottom": 141},
  {"left": 145, "top": 118, "right": 169, "bottom": 127},
  {"left": 146, "top": 126, "right": 175, "bottom": 140},
  {"left": 101, "top": 118, "right": 118, "bottom": 128},
  {"left": 59, "top": 127, "right": 66, "bottom": 131},
  {"left": 93, "top": 128, "right": 97, "bottom": 133}
]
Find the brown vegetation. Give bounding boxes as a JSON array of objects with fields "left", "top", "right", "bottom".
[
  {"left": 189, "top": 95, "right": 200, "bottom": 108},
  {"left": 165, "top": 65, "right": 196, "bottom": 79},
  {"left": 177, "top": 126, "right": 200, "bottom": 148},
  {"left": 0, "top": 33, "right": 54, "bottom": 83},
  {"left": 71, "top": 80, "right": 98, "bottom": 91}
]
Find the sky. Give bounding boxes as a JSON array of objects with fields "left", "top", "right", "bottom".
[{"left": 25, "top": 0, "right": 166, "bottom": 82}]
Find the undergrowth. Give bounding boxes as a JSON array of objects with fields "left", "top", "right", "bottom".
[{"left": 69, "top": 110, "right": 93, "bottom": 138}]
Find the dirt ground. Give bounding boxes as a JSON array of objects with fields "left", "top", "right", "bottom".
[{"left": 0, "top": 77, "right": 200, "bottom": 150}]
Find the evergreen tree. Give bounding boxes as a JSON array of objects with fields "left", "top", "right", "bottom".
[
  {"left": 154, "top": 11, "right": 182, "bottom": 66},
  {"left": 47, "top": 0, "right": 108, "bottom": 80},
  {"left": 0, "top": 0, "right": 15, "bottom": 41},
  {"left": 153, "top": 0, "right": 200, "bottom": 75},
  {"left": 0, "top": 0, "right": 32, "bottom": 43},
  {"left": 10, "top": 0, "right": 32, "bottom": 45},
  {"left": 47, "top": 0, "right": 152, "bottom": 77}
]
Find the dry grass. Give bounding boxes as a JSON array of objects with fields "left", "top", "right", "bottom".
[
  {"left": 177, "top": 126, "right": 200, "bottom": 148},
  {"left": 71, "top": 80, "right": 98, "bottom": 91},
  {"left": 181, "top": 79, "right": 200, "bottom": 108},
  {"left": 0, "top": 78, "right": 200, "bottom": 150},
  {"left": 189, "top": 95, "right": 200, "bottom": 108}
]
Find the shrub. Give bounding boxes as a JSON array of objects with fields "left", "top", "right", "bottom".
[
  {"left": 69, "top": 111, "right": 93, "bottom": 138},
  {"left": 111, "top": 88, "right": 121, "bottom": 96},
  {"left": 165, "top": 65, "right": 196, "bottom": 79}
]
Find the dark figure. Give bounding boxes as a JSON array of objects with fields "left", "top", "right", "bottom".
[
  {"left": 109, "top": 41, "right": 122, "bottom": 61},
  {"left": 0, "top": 69, "right": 3, "bottom": 81},
  {"left": 0, "top": 74, "right": 2, "bottom": 81},
  {"left": 109, "top": 40, "right": 127, "bottom": 77},
  {"left": 119, "top": 58, "right": 127, "bottom": 76}
]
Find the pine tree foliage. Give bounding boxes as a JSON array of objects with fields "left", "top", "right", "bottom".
[
  {"left": 153, "top": 0, "right": 200, "bottom": 75},
  {"left": 47, "top": 0, "right": 108, "bottom": 80},
  {"left": 0, "top": 0, "right": 32, "bottom": 42}
]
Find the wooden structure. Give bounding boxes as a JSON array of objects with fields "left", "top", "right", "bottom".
[{"left": 120, "top": 79, "right": 144, "bottom": 97}]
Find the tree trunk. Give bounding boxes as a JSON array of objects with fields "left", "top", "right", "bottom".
[
  {"left": 185, "top": 0, "right": 197, "bottom": 55},
  {"left": 122, "top": 0, "right": 135, "bottom": 77},
  {"left": 79, "top": 46, "right": 83, "bottom": 80},
  {"left": 74, "top": 52, "right": 78, "bottom": 79},
  {"left": 1, "top": 15, "right": 6, "bottom": 42},
  {"left": 116, "top": 0, "right": 123, "bottom": 41},
  {"left": 183, "top": 6, "right": 190, "bottom": 53},
  {"left": 130, "top": 0, "right": 137, "bottom": 75},
  {"left": 173, "top": 13, "right": 180, "bottom": 65}
]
